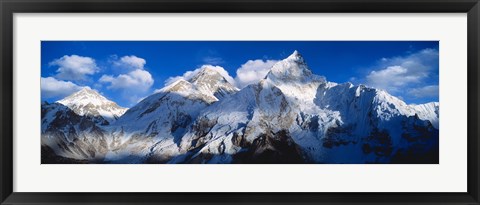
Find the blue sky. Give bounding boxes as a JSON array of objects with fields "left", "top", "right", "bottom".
[{"left": 41, "top": 41, "right": 439, "bottom": 107}]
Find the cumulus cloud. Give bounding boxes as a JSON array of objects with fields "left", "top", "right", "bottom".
[
  {"left": 41, "top": 77, "right": 87, "bottom": 99},
  {"left": 366, "top": 65, "right": 423, "bottom": 92},
  {"left": 365, "top": 48, "right": 439, "bottom": 94},
  {"left": 100, "top": 55, "right": 154, "bottom": 104},
  {"left": 99, "top": 69, "right": 154, "bottom": 92},
  {"left": 112, "top": 55, "right": 146, "bottom": 71},
  {"left": 165, "top": 65, "right": 235, "bottom": 86},
  {"left": 234, "top": 59, "right": 278, "bottom": 88},
  {"left": 408, "top": 85, "right": 439, "bottom": 98},
  {"left": 49, "top": 55, "right": 99, "bottom": 82}
]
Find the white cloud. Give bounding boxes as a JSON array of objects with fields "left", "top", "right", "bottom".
[
  {"left": 41, "top": 77, "right": 87, "bottom": 99},
  {"left": 49, "top": 55, "right": 99, "bottom": 82},
  {"left": 99, "top": 69, "right": 154, "bottom": 92},
  {"left": 113, "top": 55, "right": 146, "bottom": 71},
  {"left": 165, "top": 65, "right": 235, "bottom": 86},
  {"left": 366, "top": 65, "right": 423, "bottom": 92},
  {"left": 365, "top": 48, "right": 438, "bottom": 93},
  {"left": 408, "top": 85, "right": 439, "bottom": 98},
  {"left": 100, "top": 55, "right": 154, "bottom": 104},
  {"left": 234, "top": 59, "right": 278, "bottom": 88}
]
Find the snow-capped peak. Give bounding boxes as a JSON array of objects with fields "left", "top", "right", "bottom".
[
  {"left": 286, "top": 50, "right": 304, "bottom": 62},
  {"left": 263, "top": 50, "right": 326, "bottom": 103},
  {"left": 58, "top": 87, "right": 108, "bottom": 107},
  {"left": 158, "top": 67, "right": 239, "bottom": 103},
  {"left": 57, "top": 87, "right": 127, "bottom": 123},
  {"left": 266, "top": 50, "right": 322, "bottom": 85},
  {"left": 189, "top": 67, "right": 239, "bottom": 100},
  {"left": 190, "top": 66, "right": 228, "bottom": 84}
]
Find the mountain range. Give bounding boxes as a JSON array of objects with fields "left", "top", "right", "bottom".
[{"left": 41, "top": 51, "right": 439, "bottom": 164}]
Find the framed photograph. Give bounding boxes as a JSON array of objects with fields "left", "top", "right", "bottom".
[{"left": 1, "top": 0, "right": 479, "bottom": 204}]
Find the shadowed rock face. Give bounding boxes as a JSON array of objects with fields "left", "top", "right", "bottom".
[
  {"left": 41, "top": 51, "right": 439, "bottom": 164},
  {"left": 41, "top": 102, "right": 110, "bottom": 161},
  {"left": 41, "top": 145, "right": 89, "bottom": 164},
  {"left": 232, "top": 130, "right": 305, "bottom": 164},
  {"left": 179, "top": 129, "right": 304, "bottom": 164}
]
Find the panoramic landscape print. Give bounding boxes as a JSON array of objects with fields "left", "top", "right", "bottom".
[{"left": 41, "top": 41, "right": 439, "bottom": 164}]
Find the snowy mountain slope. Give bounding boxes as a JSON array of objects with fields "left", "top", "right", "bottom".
[
  {"left": 165, "top": 51, "right": 439, "bottom": 164},
  {"left": 113, "top": 66, "right": 239, "bottom": 132},
  {"left": 313, "top": 82, "right": 438, "bottom": 163},
  {"left": 411, "top": 102, "right": 439, "bottom": 129},
  {"left": 102, "top": 67, "right": 240, "bottom": 163},
  {"left": 103, "top": 82, "right": 210, "bottom": 163},
  {"left": 57, "top": 87, "right": 127, "bottom": 125},
  {"left": 170, "top": 79, "right": 300, "bottom": 163},
  {"left": 41, "top": 102, "right": 110, "bottom": 162}
]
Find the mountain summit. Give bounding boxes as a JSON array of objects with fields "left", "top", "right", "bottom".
[
  {"left": 189, "top": 66, "right": 239, "bottom": 100},
  {"left": 266, "top": 50, "right": 321, "bottom": 84},
  {"left": 159, "top": 66, "right": 239, "bottom": 103},
  {"left": 264, "top": 51, "right": 326, "bottom": 103},
  {"left": 57, "top": 87, "right": 127, "bottom": 124},
  {"left": 286, "top": 50, "right": 304, "bottom": 62}
]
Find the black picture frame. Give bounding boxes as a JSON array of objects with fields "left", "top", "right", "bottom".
[{"left": 1, "top": 0, "right": 479, "bottom": 204}]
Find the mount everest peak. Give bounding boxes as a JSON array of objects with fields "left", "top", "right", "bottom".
[
  {"left": 109, "top": 66, "right": 241, "bottom": 159},
  {"left": 189, "top": 66, "right": 239, "bottom": 100},
  {"left": 157, "top": 66, "right": 239, "bottom": 103}
]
